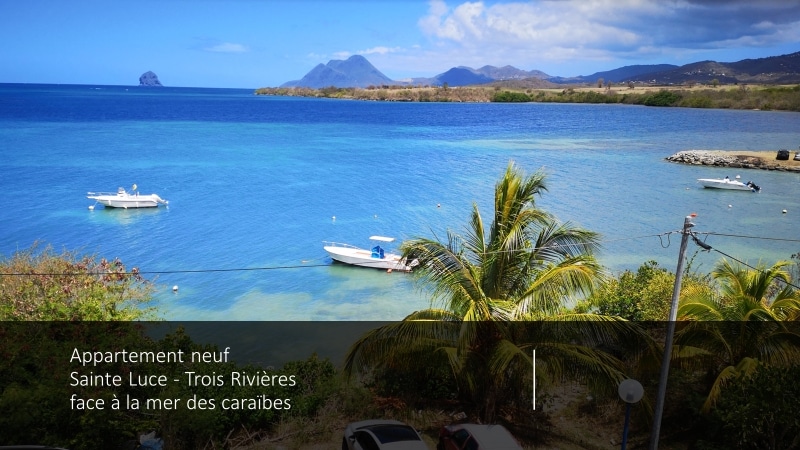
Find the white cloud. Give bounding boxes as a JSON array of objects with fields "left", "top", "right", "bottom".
[
  {"left": 331, "top": 51, "right": 352, "bottom": 59},
  {"left": 298, "top": 0, "right": 800, "bottom": 80},
  {"left": 421, "top": 1, "right": 647, "bottom": 51},
  {"left": 416, "top": 0, "right": 800, "bottom": 66},
  {"left": 204, "top": 42, "right": 249, "bottom": 53},
  {"left": 358, "top": 46, "right": 402, "bottom": 55}
]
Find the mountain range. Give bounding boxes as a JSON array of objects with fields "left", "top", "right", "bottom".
[{"left": 280, "top": 51, "right": 800, "bottom": 89}]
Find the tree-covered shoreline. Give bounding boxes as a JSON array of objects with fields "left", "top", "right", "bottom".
[{"left": 255, "top": 84, "right": 800, "bottom": 112}]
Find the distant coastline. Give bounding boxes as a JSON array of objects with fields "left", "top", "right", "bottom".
[{"left": 255, "top": 84, "right": 800, "bottom": 112}]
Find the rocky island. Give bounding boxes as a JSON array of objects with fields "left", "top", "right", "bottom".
[
  {"left": 139, "top": 71, "right": 163, "bottom": 87},
  {"left": 666, "top": 149, "right": 800, "bottom": 172}
]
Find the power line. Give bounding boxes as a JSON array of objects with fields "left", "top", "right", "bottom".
[
  {"left": 0, "top": 262, "right": 330, "bottom": 277},
  {"left": 691, "top": 237, "right": 800, "bottom": 291},
  {"left": 0, "top": 231, "right": 795, "bottom": 278},
  {"left": 697, "top": 232, "right": 800, "bottom": 243}
]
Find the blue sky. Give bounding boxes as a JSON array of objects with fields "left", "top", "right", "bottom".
[{"left": 2, "top": 0, "right": 799, "bottom": 88}]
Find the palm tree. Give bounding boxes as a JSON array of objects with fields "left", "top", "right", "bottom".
[
  {"left": 675, "top": 259, "right": 800, "bottom": 412},
  {"left": 344, "top": 162, "right": 655, "bottom": 422}
]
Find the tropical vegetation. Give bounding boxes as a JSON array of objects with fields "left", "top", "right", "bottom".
[
  {"left": 0, "top": 243, "right": 156, "bottom": 320},
  {"left": 344, "top": 162, "right": 659, "bottom": 425},
  {"left": 575, "top": 259, "right": 715, "bottom": 321},
  {"left": 255, "top": 84, "right": 800, "bottom": 112},
  {"left": 675, "top": 259, "right": 800, "bottom": 412},
  {"left": 2, "top": 164, "right": 800, "bottom": 448},
  {"left": 712, "top": 362, "right": 800, "bottom": 450}
]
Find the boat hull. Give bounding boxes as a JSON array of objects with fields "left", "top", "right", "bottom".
[
  {"left": 87, "top": 191, "right": 168, "bottom": 208},
  {"left": 324, "top": 245, "right": 412, "bottom": 271},
  {"left": 92, "top": 197, "right": 161, "bottom": 208},
  {"left": 697, "top": 178, "right": 759, "bottom": 191}
]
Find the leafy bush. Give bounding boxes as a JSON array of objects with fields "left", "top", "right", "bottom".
[
  {"left": 642, "top": 90, "right": 682, "bottom": 106},
  {"left": 576, "top": 260, "right": 713, "bottom": 320},
  {"left": 713, "top": 363, "right": 800, "bottom": 450},
  {"left": 680, "top": 95, "right": 714, "bottom": 108},
  {"left": 0, "top": 243, "right": 156, "bottom": 320},
  {"left": 492, "top": 91, "right": 532, "bottom": 102},
  {"left": 576, "top": 261, "right": 672, "bottom": 320},
  {"left": 573, "top": 90, "right": 619, "bottom": 103}
]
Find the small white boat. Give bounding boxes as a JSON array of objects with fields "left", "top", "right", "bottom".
[
  {"left": 697, "top": 176, "right": 760, "bottom": 192},
  {"left": 323, "top": 236, "right": 417, "bottom": 272},
  {"left": 87, "top": 185, "right": 168, "bottom": 208}
]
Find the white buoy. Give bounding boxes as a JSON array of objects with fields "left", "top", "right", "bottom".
[
  {"left": 728, "top": 205, "right": 732, "bottom": 208},
  {"left": 332, "top": 215, "right": 336, "bottom": 221},
  {"left": 172, "top": 285, "right": 179, "bottom": 292},
  {"left": 782, "top": 209, "right": 788, "bottom": 214},
  {"left": 88, "top": 205, "right": 94, "bottom": 210}
]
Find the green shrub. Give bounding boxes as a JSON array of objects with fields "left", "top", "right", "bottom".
[
  {"left": 0, "top": 243, "right": 156, "bottom": 320},
  {"left": 680, "top": 95, "right": 714, "bottom": 108},
  {"left": 642, "top": 90, "right": 682, "bottom": 106},
  {"left": 575, "top": 260, "right": 713, "bottom": 320},
  {"left": 713, "top": 363, "right": 800, "bottom": 450},
  {"left": 492, "top": 91, "right": 532, "bottom": 102},
  {"left": 573, "top": 90, "right": 619, "bottom": 103}
]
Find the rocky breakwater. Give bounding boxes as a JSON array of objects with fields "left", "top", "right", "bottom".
[{"left": 666, "top": 150, "right": 800, "bottom": 173}]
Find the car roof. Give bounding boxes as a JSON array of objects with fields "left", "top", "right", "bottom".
[
  {"left": 358, "top": 423, "right": 421, "bottom": 444},
  {"left": 351, "top": 419, "right": 407, "bottom": 430},
  {"left": 449, "top": 424, "right": 521, "bottom": 448}
]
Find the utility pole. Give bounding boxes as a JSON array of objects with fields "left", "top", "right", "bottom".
[{"left": 649, "top": 213, "right": 695, "bottom": 450}]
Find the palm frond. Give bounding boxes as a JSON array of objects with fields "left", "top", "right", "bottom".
[
  {"left": 516, "top": 255, "right": 603, "bottom": 315},
  {"left": 702, "top": 357, "right": 760, "bottom": 413},
  {"left": 343, "top": 319, "right": 460, "bottom": 378}
]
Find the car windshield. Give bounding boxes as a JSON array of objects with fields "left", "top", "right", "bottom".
[{"left": 365, "top": 425, "right": 420, "bottom": 444}]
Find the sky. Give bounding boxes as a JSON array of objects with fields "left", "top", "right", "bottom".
[{"left": 2, "top": 0, "right": 800, "bottom": 89}]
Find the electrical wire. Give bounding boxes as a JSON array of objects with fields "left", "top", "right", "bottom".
[
  {"left": 0, "top": 230, "right": 796, "bottom": 279},
  {"left": 689, "top": 231, "right": 800, "bottom": 291},
  {"left": 696, "top": 232, "right": 800, "bottom": 243},
  {"left": 0, "top": 232, "right": 676, "bottom": 277}
]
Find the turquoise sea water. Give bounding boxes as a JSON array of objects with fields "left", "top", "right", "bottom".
[{"left": 2, "top": 83, "right": 799, "bottom": 320}]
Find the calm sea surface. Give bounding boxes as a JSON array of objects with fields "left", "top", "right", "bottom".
[{"left": 2, "top": 83, "right": 799, "bottom": 320}]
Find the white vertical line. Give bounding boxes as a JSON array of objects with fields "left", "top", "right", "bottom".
[{"left": 532, "top": 349, "right": 536, "bottom": 411}]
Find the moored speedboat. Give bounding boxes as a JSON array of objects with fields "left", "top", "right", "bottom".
[
  {"left": 323, "top": 236, "right": 417, "bottom": 272},
  {"left": 697, "top": 175, "right": 760, "bottom": 192},
  {"left": 87, "top": 185, "right": 168, "bottom": 208}
]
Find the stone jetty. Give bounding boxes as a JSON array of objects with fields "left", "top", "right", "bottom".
[{"left": 666, "top": 150, "right": 800, "bottom": 173}]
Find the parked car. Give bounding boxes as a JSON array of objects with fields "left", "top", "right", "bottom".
[
  {"left": 343, "top": 419, "right": 429, "bottom": 450},
  {"left": 438, "top": 424, "right": 523, "bottom": 450}
]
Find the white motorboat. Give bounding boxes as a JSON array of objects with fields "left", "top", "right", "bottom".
[
  {"left": 87, "top": 185, "right": 168, "bottom": 209},
  {"left": 323, "top": 236, "right": 417, "bottom": 272},
  {"left": 697, "top": 175, "right": 760, "bottom": 192}
]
